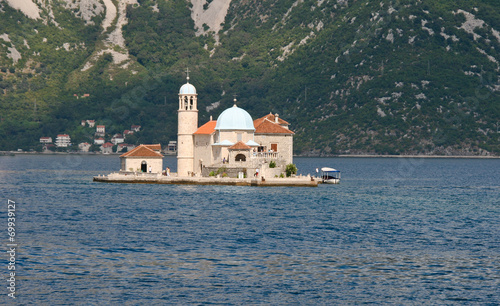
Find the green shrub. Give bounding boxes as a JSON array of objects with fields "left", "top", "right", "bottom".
[
  {"left": 269, "top": 160, "right": 276, "bottom": 168},
  {"left": 216, "top": 167, "right": 227, "bottom": 175},
  {"left": 285, "top": 164, "right": 297, "bottom": 177}
]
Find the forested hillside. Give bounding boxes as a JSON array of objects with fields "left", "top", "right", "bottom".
[{"left": 0, "top": 0, "right": 499, "bottom": 155}]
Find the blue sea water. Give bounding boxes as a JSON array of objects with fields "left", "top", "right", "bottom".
[{"left": 0, "top": 155, "right": 499, "bottom": 305}]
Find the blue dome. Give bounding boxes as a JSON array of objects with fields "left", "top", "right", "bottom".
[
  {"left": 179, "top": 82, "right": 196, "bottom": 94},
  {"left": 215, "top": 105, "right": 255, "bottom": 131}
]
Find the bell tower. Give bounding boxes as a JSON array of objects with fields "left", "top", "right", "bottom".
[{"left": 177, "top": 69, "right": 198, "bottom": 176}]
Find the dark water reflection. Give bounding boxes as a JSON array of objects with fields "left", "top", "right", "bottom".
[{"left": 0, "top": 155, "right": 499, "bottom": 304}]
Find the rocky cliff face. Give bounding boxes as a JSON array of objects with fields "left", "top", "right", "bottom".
[{"left": 0, "top": 0, "right": 499, "bottom": 155}]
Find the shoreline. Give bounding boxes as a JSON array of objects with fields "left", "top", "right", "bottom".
[
  {"left": 334, "top": 154, "right": 500, "bottom": 159},
  {"left": 1, "top": 151, "right": 498, "bottom": 159},
  {"left": 94, "top": 173, "right": 320, "bottom": 187},
  {"left": 0, "top": 151, "right": 176, "bottom": 156}
]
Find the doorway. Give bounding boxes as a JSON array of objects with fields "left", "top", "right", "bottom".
[
  {"left": 141, "top": 161, "right": 147, "bottom": 172},
  {"left": 235, "top": 154, "right": 246, "bottom": 162}
]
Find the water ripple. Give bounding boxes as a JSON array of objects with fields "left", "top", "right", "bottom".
[{"left": 1, "top": 155, "right": 499, "bottom": 304}]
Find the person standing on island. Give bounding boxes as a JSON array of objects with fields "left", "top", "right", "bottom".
[
  {"left": 148, "top": 165, "right": 152, "bottom": 173},
  {"left": 166, "top": 167, "right": 170, "bottom": 176}
]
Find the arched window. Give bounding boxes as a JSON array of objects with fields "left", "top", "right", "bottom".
[
  {"left": 141, "top": 161, "right": 147, "bottom": 172},
  {"left": 235, "top": 154, "right": 246, "bottom": 162}
]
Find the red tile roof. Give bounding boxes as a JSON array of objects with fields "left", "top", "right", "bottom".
[
  {"left": 229, "top": 141, "right": 251, "bottom": 150},
  {"left": 194, "top": 120, "right": 217, "bottom": 135},
  {"left": 145, "top": 144, "right": 162, "bottom": 151},
  {"left": 120, "top": 144, "right": 163, "bottom": 158},
  {"left": 254, "top": 119, "right": 294, "bottom": 134},
  {"left": 254, "top": 113, "right": 290, "bottom": 126}
]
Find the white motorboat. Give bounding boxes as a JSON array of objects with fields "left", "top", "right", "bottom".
[{"left": 321, "top": 167, "right": 341, "bottom": 184}]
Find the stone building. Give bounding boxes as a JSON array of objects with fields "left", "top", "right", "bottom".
[
  {"left": 176, "top": 76, "right": 294, "bottom": 178},
  {"left": 120, "top": 144, "right": 163, "bottom": 173}
]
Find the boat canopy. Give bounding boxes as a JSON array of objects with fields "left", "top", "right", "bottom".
[{"left": 321, "top": 167, "right": 340, "bottom": 172}]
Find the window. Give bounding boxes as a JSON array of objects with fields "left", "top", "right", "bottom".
[{"left": 271, "top": 144, "right": 278, "bottom": 152}]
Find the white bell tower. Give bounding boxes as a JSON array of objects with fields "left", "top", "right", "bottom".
[{"left": 177, "top": 69, "right": 198, "bottom": 176}]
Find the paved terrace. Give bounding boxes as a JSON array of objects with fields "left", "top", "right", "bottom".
[{"left": 93, "top": 172, "right": 319, "bottom": 187}]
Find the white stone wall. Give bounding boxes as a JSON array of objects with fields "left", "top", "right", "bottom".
[
  {"left": 177, "top": 109, "right": 198, "bottom": 176},
  {"left": 218, "top": 130, "right": 254, "bottom": 144},
  {"left": 121, "top": 157, "right": 163, "bottom": 173},
  {"left": 254, "top": 134, "right": 294, "bottom": 165},
  {"left": 219, "top": 146, "right": 230, "bottom": 163},
  {"left": 260, "top": 165, "right": 284, "bottom": 179},
  {"left": 212, "top": 146, "right": 222, "bottom": 165},
  {"left": 194, "top": 134, "right": 214, "bottom": 174},
  {"left": 228, "top": 149, "right": 250, "bottom": 164}
]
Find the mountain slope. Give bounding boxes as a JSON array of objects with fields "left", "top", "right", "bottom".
[{"left": 0, "top": 0, "right": 498, "bottom": 155}]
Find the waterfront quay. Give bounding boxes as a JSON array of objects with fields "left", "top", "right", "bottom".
[{"left": 93, "top": 172, "right": 319, "bottom": 187}]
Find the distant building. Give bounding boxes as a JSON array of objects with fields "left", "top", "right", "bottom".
[
  {"left": 96, "top": 125, "right": 105, "bottom": 137},
  {"left": 131, "top": 125, "right": 141, "bottom": 132},
  {"left": 101, "top": 142, "right": 114, "bottom": 154},
  {"left": 167, "top": 140, "right": 177, "bottom": 152},
  {"left": 81, "top": 120, "right": 86, "bottom": 126},
  {"left": 40, "top": 137, "right": 52, "bottom": 144},
  {"left": 111, "top": 134, "right": 124, "bottom": 145},
  {"left": 55, "top": 134, "right": 71, "bottom": 147},
  {"left": 94, "top": 137, "right": 105, "bottom": 145},
  {"left": 116, "top": 143, "right": 135, "bottom": 153},
  {"left": 78, "top": 142, "right": 91, "bottom": 152},
  {"left": 123, "top": 130, "right": 134, "bottom": 137},
  {"left": 87, "top": 120, "right": 95, "bottom": 128},
  {"left": 120, "top": 144, "right": 163, "bottom": 173}
]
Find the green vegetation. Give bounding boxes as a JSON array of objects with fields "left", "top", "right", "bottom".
[
  {"left": 0, "top": 0, "right": 498, "bottom": 155},
  {"left": 285, "top": 164, "right": 298, "bottom": 177},
  {"left": 269, "top": 161, "right": 276, "bottom": 168}
]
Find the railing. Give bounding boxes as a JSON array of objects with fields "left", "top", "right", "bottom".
[{"left": 251, "top": 152, "right": 279, "bottom": 159}]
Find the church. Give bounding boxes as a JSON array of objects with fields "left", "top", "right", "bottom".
[{"left": 177, "top": 75, "right": 294, "bottom": 178}]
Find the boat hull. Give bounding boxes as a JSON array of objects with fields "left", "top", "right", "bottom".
[{"left": 323, "top": 178, "right": 340, "bottom": 184}]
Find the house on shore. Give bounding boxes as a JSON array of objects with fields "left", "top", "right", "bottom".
[
  {"left": 120, "top": 144, "right": 163, "bottom": 173},
  {"left": 111, "top": 134, "right": 124, "bottom": 145},
  {"left": 94, "top": 137, "right": 105, "bottom": 145},
  {"left": 78, "top": 142, "right": 91, "bottom": 152},
  {"left": 95, "top": 125, "right": 105, "bottom": 137},
  {"left": 116, "top": 143, "right": 135, "bottom": 153},
  {"left": 55, "top": 134, "right": 71, "bottom": 147},
  {"left": 40, "top": 137, "right": 52, "bottom": 144},
  {"left": 101, "top": 142, "right": 114, "bottom": 154}
]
